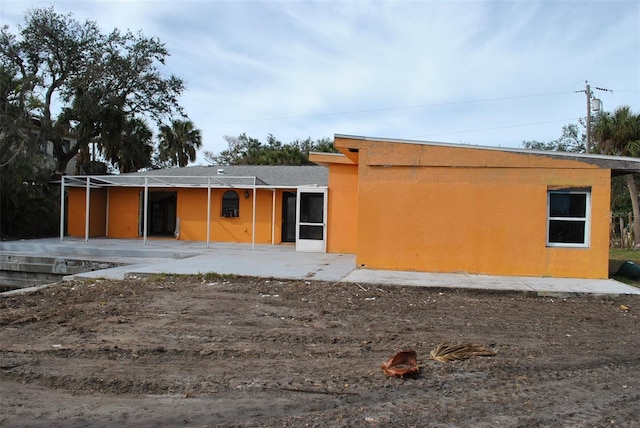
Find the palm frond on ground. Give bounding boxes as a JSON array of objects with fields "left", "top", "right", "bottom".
[{"left": 429, "top": 343, "right": 497, "bottom": 363}]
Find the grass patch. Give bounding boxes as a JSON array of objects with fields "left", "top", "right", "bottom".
[
  {"left": 201, "top": 272, "right": 237, "bottom": 282},
  {"left": 610, "top": 248, "right": 640, "bottom": 263},
  {"left": 609, "top": 248, "right": 640, "bottom": 286}
]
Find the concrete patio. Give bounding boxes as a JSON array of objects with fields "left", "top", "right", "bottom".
[{"left": 1, "top": 237, "right": 639, "bottom": 296}]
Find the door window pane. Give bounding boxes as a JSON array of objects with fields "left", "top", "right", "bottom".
[
  {"left": 300, "top": 193, "right": 323, "bottom": 223},
  {"left": 281, "top": 192, "right": 296, "bottom": 242},
  {"left": 299, "top": 225, "right": 323, "bottom": 240}
]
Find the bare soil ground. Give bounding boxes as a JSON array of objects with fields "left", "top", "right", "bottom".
[{"left": 1, "top": 275, "right": 639, "bottom": 427}]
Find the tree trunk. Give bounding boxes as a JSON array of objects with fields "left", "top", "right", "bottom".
[{"left": 626, "top": 174, "right": 640, "bottom": 247}]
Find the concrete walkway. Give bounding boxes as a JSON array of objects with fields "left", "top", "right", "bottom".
[{"left": 1, "top": 238, "right": 639, "bottom": 296}]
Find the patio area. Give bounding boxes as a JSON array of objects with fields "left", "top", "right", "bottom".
[{"left": 1, "top": 237, "right": 639, "bottom": 296}]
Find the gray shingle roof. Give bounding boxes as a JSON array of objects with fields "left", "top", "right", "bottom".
[{"left": 64, "top": 165, "right": 328, "bottom": 188}]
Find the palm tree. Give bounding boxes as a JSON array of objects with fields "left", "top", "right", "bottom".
[
  {"left": 102, "top": 117, "right": 154, "bottom": 173},
  {"left": 592, "top": 106, "right": 640, "bottom": 242},
  {"left": 157, "top": 119, "right": 202, "bottom": 167}
]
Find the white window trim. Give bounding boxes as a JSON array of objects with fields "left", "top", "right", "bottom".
[{"left": 546, "top": 189, "right": 591, "bottom": 248}]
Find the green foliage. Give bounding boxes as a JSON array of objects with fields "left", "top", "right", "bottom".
[
  {"left": 522, "top": 123, "right": 585, "bottom": 153},
  {"left": 200, "top": 272, "right": 237, "bottom": 282},
  {"left": 592, "top": 106, "right": 640, "bottom": 244},
  {"left": 0, "top": 175, "right": 59, "bottom": 238},
  {"left": 610, "top": 247, "right": 640, "bottom": 263},
  {"left": 521, "top": 110, "right": 640, "bottom": 246},
  {"left": 0, "top": 6, "right": 196, "bottom": 239},
  {"left": 611, "top": 175, "right": 634, "bottom": 215},
  {"left": 204, "top": 134, "right": 337, "bottom": 166},
  {"left": 0, "top": 130, "right": 59, "bottom": 238},
  {"left": 591, "top": 106, "right": 640, "bottom": 156},
  {"left": 0, "top": 65, "right": 59, "bottom": 238},
  {"left": 0, "top": 6, "right": 187, "bottom": 176},
  {"left": 101, "top": 117, "right": 154, "bottom": 173},
  {"left": 157, "top": 119, "right": 203, "bottom": 168}
]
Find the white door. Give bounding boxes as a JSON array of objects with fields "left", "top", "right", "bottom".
[{"left": 296, "top": 188, "right": 327, "bottom": 252}]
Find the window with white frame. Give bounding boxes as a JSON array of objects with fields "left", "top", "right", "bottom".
[{"left": 547, "top": 188, "right": 591, "bottom": 247}]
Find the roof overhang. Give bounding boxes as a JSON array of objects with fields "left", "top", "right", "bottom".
[
  {"left": 334, "top": 134, "right": 640, "bottom": 176},
  {"left": 309, "top": 151, "right": 356, "bottom": 166}
]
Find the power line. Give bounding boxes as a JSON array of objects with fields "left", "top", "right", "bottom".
[
  {"left": 406, "top": 118, "right": 581, "bottom": 140},
  {"left": 210, "top": 91, "right": 575, "bottom": 125}
]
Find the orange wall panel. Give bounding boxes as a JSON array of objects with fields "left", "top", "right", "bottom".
[
  {"left": 89, "top": 187, "right": 286, "bottom": 244},
  {"left": 202, "top": 189, "right": 278, "bottom": 244},
  {"left": 326, "top": 164, "right": 358, "bottom": 253},
  {"left": 176, "top": 188, "right": 209, "bottom": 241},
  {"left": 107, "top": 188, "right": 141, "bottom": 238},
  {"left": 67, "top": 188, "right": 84, "bottom": 237},
  {"left": 353, "top": 163, "right": 610, "bottom": 278},
  {"left": 67, "top": 187, "right": 107, "bottom": 237}
]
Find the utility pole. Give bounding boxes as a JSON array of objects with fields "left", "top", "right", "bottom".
[
  {"left": 577, "top": 80, "right": 612, "bottom": 154},
  {"left": 586, "top": 81, "right": 592, "bottom": 154}
]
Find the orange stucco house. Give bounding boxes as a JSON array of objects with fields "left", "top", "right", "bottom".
[
  {"left": 63, "top": 165, "right": 329, "bottom": 251},
  {"left": 63, "top": 135, "right": 640, "bottom": 279}
]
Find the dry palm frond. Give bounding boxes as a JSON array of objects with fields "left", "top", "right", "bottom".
[{"left": 429, "top": 343, "right": 497, "bottom": 363}]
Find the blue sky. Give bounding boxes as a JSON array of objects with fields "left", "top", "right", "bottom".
[{"left": 2, "top": 0, "right": 639, "bottom": 162}]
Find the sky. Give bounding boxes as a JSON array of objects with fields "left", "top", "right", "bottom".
[{"left": 2, "top": 0, "right": 639, "bottom": 163}]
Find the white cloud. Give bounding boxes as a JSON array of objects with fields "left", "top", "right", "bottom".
[{"left": 2, "top": 0, "right": 639, "bottom": 159}]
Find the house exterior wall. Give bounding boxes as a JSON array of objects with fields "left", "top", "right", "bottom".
[
  {"left": 67, "top": 186, "right": 290, "bottom": 245},
  {"left": 326, "top": 163, "right": 358, "bottom": 253},
  {"left": 330, "top": 136, "right": 612, "bottom": 279},
  {"left": 175, "top": 188, "right": 281, "bottom": 244},
  {"left": 67, "top": 187, "right": 107, "bottom": 237},
  {"left": 107, "top": 188, "right": 140, "bottom": 238}
]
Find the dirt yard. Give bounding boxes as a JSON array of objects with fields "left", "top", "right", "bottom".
[{"left": 1, "top": 274, "right": 639, "bottom": 427}]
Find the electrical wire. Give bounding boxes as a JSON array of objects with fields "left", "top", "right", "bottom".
[
  {"left": 209, "top": 91, "right": 576, "bottom": 125},
  {"left": 407, "top": 117, "right": 582, "bottom": 139}
]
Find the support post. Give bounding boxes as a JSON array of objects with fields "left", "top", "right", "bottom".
[
  {"left": 85, "top": 177, "right": 90, "bottom": 242},
  {"left": 271, "top": 189, "right": 276, "bottom": 245},
  {"left": 105, "top": 188, "right": 110, "bottom": 237},
  {"left": 206, "top": 178, "right": 211, "bottom": 249},
  {"left": 251, "top": 182, "right": 257, "bottom": 250},
  {"left": 59, "top": 176, "right": 65, "bottom": 242},
  {"left": 143, "top": 177, "right": 149, "bottom": 246}
]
